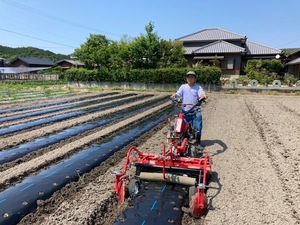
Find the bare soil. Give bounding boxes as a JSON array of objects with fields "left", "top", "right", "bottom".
[{"left": 0, "top": 91, "right": 299, "bottom": 225}]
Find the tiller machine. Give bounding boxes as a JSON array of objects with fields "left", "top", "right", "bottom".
[
  {"left": 114, "top": 145, "right": 212, "bottom": 218},
  {"left": 167, "top": 97, "right": 206, "bottom": 157}
]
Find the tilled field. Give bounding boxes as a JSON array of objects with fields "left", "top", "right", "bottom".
[{"left": 0, "top": 91, "right": 299, "bottom": 225}]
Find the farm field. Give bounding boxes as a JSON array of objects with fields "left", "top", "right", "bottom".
[{"left": 0, "top": 90, "right": 299, "bottom": 225}]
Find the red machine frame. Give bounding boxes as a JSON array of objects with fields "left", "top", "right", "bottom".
[{"left": 115, "top": 145, "right": 212, "bottom": 218}]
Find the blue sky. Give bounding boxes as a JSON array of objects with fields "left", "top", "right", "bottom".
[{"left": 0, "top": 0, "right": 299, "bottom": 55}]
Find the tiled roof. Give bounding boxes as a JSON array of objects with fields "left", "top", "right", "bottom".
[
  {"left": 183, "top": 46, "right": 203, "bottom": 54},
  {"left": 176, "top": 28, "right": 246, "bottom": 42},
  {"left": 177, "top": 28, "right": 282, "bottom": 56},
  {"left": 0, "top": 67, "right": 50, "bottom": 74},
  {"left": 56, "top": 59, "right": 84, "bottom": 66},
  {"left": 244, "top": 41, "right": 282, "bottom": 55},
  {"left": 15, "top": 57, "right": 55, "bottom": 66},
  {"left": 286, "top": 57, "right": 300, "bottom": 65},
  {"left": 193, "top": 40, "right": 245, "bottom": 54}
]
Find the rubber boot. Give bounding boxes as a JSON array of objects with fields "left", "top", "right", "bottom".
[{"left": 196, "top": 135, "right": 204, "bottom": 151}]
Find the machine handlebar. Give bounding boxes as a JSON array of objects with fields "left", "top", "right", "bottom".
[{"left": 170, "top": 97, "right": 206, "bottom": 114}]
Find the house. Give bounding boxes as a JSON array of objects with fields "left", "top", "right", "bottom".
[
  {"left": 1, "top": 57, "right": 54, "bottom": 77},
  {"left": 284, "top": 50, "right": 300, "bottom": 78},
  {"left": 176, "top": 28, "right": 282, "bottom": 76},
  {"left": 55, "top": 59, "right": 84, "bottom": 70},
  {"left": 0, "top": 58, "right": 9, "bottom": 67},
  {"left": 9, "top": 57, "right": 55, "bottom": 67}
]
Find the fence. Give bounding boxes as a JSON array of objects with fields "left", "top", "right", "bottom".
[{"left": 0, "top": 73, "right": 59, "bottom": 80}]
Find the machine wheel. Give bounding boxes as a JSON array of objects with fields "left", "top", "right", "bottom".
[
  {"left": 189, "top": 185, "right": 208, "bottom": 218},
  {"left": 188, "top": 145, "right": 197, "bottom": 158},
  {"left": 126, "top": 179, "right": 140, "bottom": 198}
]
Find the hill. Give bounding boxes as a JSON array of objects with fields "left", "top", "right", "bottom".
[
  {"left": 0, "top": 45, "right": 69, "bottom": 63},
  {"left": 281, "top": 48, "right": 300, "bottom": 56}
]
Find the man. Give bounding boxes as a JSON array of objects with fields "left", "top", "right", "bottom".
[{"left": 171, "top": 71, "right": 207, "bottom": 150}]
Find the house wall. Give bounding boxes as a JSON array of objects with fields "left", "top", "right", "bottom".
[
  {"left": 287, "top": 65, "right": 300, "bottom": 78},
  {"left": 57, "top": 61, "right": 72, "bottom": 68},
  {"left": 10, "top": 59, "right": 28, "bottom": 67},
  {"left": 185, "top": 54, "right": 241, "bottom": 75},
  {"left": 57, "top": 61, "right": 84, "bottom": 69},
  {"left": 183, "top": 40, "right": 244, "bottom": 75},
  {"left": 222, "top": 55, "right": 241, "bottom": 75}
]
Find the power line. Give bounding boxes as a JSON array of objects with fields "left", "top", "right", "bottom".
[
  {"left": 0, "top": 42, "right": 73, "bottom": 50},
  {"left": 0, "top": 14, "right": 82, "bottom": 45},
  {"left": 276, "top": 38, "right": 300, "bottom": 48},
  {"left": 0, "top": 28, "right": 76, "bottom": 49},
  {"left": 0, "top": 0, "right": 123, "bottom": 37}
]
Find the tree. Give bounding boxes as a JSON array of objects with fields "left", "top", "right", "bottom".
[
  {"left": 129, "top": 22, "right": 161, "bottom": 69},
  {"left": 107, "top": 40, "right": 132, "bottom": 71},
  {"left": 74, "top": 34, "right": 111, "bottom": 69},
  {"left": 72, "top": 22, "right": 188, "bottom": 71},
  {"left": 159, "top": 39, "right": 187, "bottom": 68}
]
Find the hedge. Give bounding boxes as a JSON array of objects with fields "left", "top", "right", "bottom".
[{"left": 65, "top": 66, "right": 222, "bottom": 85}]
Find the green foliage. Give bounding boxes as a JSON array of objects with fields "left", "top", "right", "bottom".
[
  {"left": 260, "top": 73, "right": 277, "bottom": 86},
  {"left": 244, "top": 59, "right": 284, "bottom": 85},
  {"left": 196, "top": 66, "right": 222, "bottom": 85},
  {"left": 73, "top": 22, "right": 186, "bottom": 71},
  {"left": 65, "top": 66, "right": 221, "bottom": 85},
  {"left": 245, "top": 59, "right": 284, "bottom": 79},
  {"left": 283, "top": 73, "right": 299, "bottom": 86},
  {"left": 76, "top": 171, "right": 85, "bottom": 185},
  {"left": 0, "top": 45, "right": 68, "bottom": 62},
  {"left": 237, "top": 75, "right": 250, "bottom": 86},
  {"left": 159, "top": 39, "right": 187, "bottom": 68},
  {"left": 107, "top": 41, "right": 129, "bottom": 71},
  {"left": 65, "top": 68, "right": 111, "bottom": 82},
  {"left": 129, "top": 22, "right": 162, "bottom": 69},
  {"left": 0, "top": 81, "right": 74, "bottom": 102},
  {"left": 73, "top": 34, "right": 111, "bottom": 69},
  {"left": 281, "top": 48, "right": 300, "bottom": 57},
  {"left": 261, "top": 59, "right": 284, "bottom": 74},
  {"left": 1, "top": 21, "right": 218, "bottom": 87},
  {"left": 225, "top": 90, "right": 238, "bottom": 94}
]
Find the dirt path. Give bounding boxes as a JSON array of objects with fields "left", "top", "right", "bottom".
[
  {"left": 1, "top": 92, "right": 299, "bottom": 225},
  {"left": 202, "top": 94, "right": 299, "bottom": 225}
]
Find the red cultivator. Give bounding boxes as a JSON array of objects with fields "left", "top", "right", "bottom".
[
  {"left": 167, "top": 97, "right": 206, "bottom": 157},
  {"left": 114, "top": 145, "right": 212, "bottom": 218},
  {"left": 115, "top": 98, "right": 212, "bottom": 218}
]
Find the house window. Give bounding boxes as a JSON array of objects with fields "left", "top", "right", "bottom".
[{"left": 221, "top": 59, "right": 234, "bottom": 69}]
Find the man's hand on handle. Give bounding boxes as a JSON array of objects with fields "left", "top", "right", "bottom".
[
  {"left": 171, "top": 93, "right": 176, "bottom": 98},
  {"left": 199, "top": 94, "right": 207, "bottom": 100}
]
